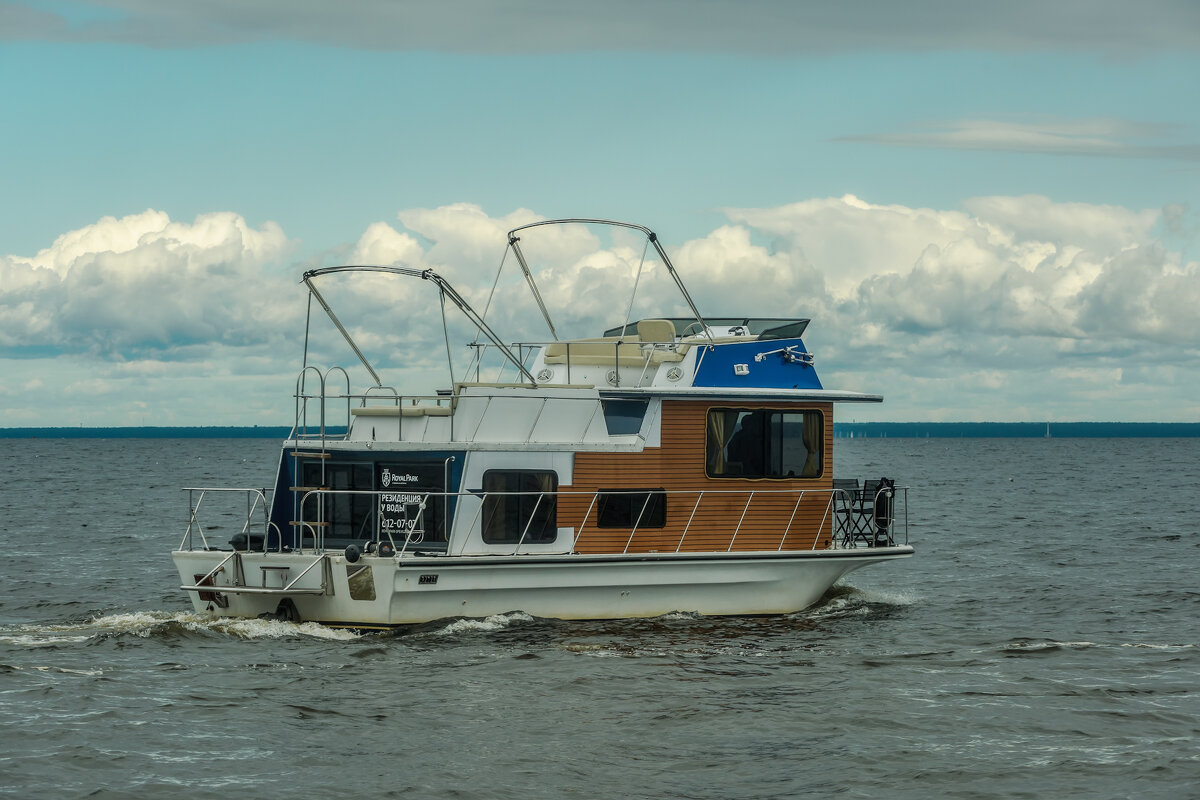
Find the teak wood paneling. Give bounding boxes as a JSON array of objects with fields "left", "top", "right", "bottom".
[{"left": 564, "top": 400, "right": 835, "bottom": 553}]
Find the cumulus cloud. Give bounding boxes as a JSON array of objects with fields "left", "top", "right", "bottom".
[
  {"left": 961, "top": 195, "right": 1161, "bottom": 252},
  {"left": 2, "top": 0, "right": 1196, "bottom": 54},
  {"left": 711, "top": 195, "right": 1199, "bottom": 366},
  {"left": 4, "top": 196, "right": 1197, "bottom": 423},
  {"left": 345, "top": 205, "right": 638, "bottom": 344},
  {"left": 676, "top": 193, "right": 1197, "bottom": 421},
  {"left": 343, "top": 197, "right": 1199, "bottom": 394},
  {"left": 0, "top": 209, "right": 295, "bottom": 356}
]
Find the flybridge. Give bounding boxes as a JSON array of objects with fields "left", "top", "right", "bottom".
[{"left": 295, "top": 220, "right": 841, "bottom": 398}]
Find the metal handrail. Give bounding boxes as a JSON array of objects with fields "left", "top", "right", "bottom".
[
  {"left": 280, "top": 486, "right": 908, "bottom": 556},
  {"left": 472, "top": 338, "right": 688, "bottom": 389},
  {"left": 179, "top": 487, "right": 272, "bottom": 552},
  {"left": 178, "top": 485, "right": 909, "bottom": 556}
]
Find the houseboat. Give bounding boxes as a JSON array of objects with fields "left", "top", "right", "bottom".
[{"left": 173, "top": 219, "right": 913, "bottom": 628}]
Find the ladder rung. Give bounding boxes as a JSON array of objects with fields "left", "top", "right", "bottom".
[
  {"left": 289, "top": 451, "right": 331, "bottom": 459},
  {"left": 289, "top": 520, "right": 329, "bottom": 527}
]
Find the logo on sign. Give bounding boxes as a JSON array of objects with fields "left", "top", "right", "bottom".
[{"left": 381, "top": 468, "right": 419, "bottom": 488}]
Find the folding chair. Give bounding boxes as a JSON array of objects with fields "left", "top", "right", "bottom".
[{"left": 833, "top": 479, "right": 860, "bottom": 545}]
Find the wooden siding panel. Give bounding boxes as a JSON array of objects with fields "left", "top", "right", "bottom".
[{"left": 567, "top": 400, "right": 835, "bottom": 554}]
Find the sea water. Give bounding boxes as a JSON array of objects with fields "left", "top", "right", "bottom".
[{"left": 0, "top": 437, "right": 1196, "bottom": 799}]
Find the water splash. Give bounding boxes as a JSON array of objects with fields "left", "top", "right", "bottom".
[
  {"left": 0, "top": 611, "right": 360, "bottom": 646},
  {"left": 428, "top": 611, "right": 535, "bottom": 636},
  {"left": 798, "top": 583, "right": 920, "bottom": 622},
  {"left": 1001, "top": 639, "right": 1097, "bottom": 654},
  {"left": 1119, "top": 642, "right": 1196, "bottom": 651}
]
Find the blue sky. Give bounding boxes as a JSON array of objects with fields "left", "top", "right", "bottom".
[{"left": 2, "top": 1, "right": 1198, "bottom": 425}]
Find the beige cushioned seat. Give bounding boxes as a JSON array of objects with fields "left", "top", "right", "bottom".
[{"left": 636, "top": 319, "right": 676, "bottom": 343}]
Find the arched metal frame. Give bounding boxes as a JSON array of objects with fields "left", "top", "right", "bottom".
[
  {"left": 300, "top": 265, "right": 537, "bottom": 387},
  {"left": 500, "top": 218, "right": 714, "bottom": 347}
]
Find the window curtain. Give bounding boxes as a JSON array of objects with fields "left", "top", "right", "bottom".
[
  {"left": 801, "top": 412, "right": 822, "bottom": 477},
  {"left": 706, "top": 410, "right": 739, "bottom": 474}
]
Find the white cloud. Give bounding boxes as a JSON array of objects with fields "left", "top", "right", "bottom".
[
  {"left": 3, "top": 196, "right": 1197, "bottom": 424},
  {"left": 716, "top": 193, "right": 1197, "bottom": 354},
  {"left": 839, "top": 117, "right": 1200, "bottom": 161},
  {"left": 963, "top": 195, "right": 1160, "bottom": 253},
  {"left": 0, "top": 209, "right": 294, "bottom": 356},
  {"left": 350, "top": 222, "right": 425, "bottom": 267},
  {"left": 723, "top": 195, "right": 993, "bottom": 298}
]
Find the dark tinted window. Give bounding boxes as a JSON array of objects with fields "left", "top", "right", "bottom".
[
  {"left": 482, "top": 471, "right": 558, "bottom": 544},
  {"left": 601, "top": 399, "right": 649, "bottom": 435},
  {"left": 301, "top": 462, "right": 374, "bottom": 541},
  {"left": 757, "top": 320, "right": 810, "bottom": 340},
  {"left": 597, "top": 489, "right": 667, "bottom": 528}
]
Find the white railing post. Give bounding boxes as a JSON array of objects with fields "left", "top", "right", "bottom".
[
  {"left": 575, "top": 493, "right": 600, "bottom": 553},
  {"left": 777, "top": 491, "right": 805, "bottom": 551},
  {"left": 727, "top": 492, "right": 755, "bottom": 552},
  {"left": 676, "top": 492, "right": 704, "bottom": 552}
]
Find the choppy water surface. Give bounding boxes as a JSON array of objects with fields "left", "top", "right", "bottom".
[{"left": 0, "top": 437, "right": 1196, "bottom": 799}]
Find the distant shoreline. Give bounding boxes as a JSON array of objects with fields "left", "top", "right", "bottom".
[
  {"left": 1, "top": 422, "right": 1197, "bottom": 439},
  {"left": 834, "top": 422, "right": 1200, "bottom": 438}
]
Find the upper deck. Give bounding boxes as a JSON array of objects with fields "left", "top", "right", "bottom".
[{"left": 292, "top": 219, "right": 881, "bottom": 449}]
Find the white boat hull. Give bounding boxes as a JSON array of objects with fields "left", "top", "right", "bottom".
[{"left": 173, "top": 546, "right": 914, "bottom": 628}]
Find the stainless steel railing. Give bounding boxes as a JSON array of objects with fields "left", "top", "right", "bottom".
[
  {"left": 179, "top": 487, "right": 281, "bottom": 552},
  {"left": 469, "top": 340, "right": 687, "bottom": 387},
  {"left": 178, "top": 484, "right": 908, "bottom": 555},
  {"left": 274, "top": 486, "right": 909, "bottom": 556},
  {"left": 291, "top": 364, "right": 458, "bottom": 444}
]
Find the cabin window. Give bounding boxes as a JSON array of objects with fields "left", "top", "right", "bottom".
[
  {"left": 596, "top": 489, "right": 667, "bottom": 528},
  {"left": 601, "top": 399, "right": 649, "bottom": 435},
  {"left": 705, "top": 408, "right": 824, "bottom": 479},
  {"left": 301, "top": 461, "right": 375, "bottom": 541},
  {"left": 481, "top": 470, "right": 558, "bottom": 544}
]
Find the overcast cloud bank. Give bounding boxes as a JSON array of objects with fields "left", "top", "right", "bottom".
[{"left": 4, "top": 0, "right": 1198, "bottom": 54}]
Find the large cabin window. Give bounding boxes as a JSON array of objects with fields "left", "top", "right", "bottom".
[
  {"left": 705, "top": 409, "right": 824, "bottom": 479},
  {"left": 300, "top": 462, "right": 375, "bottom": 541},
  {"left": 597, "top": 489, "right": 667, "bottom": 528},
  {"left": 481, "top": 470, "right": 558, "bottom": 544}
]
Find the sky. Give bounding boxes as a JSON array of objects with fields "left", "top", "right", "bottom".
[{"left": 1, "top": 0, "right": 1198, "bottom": 426}]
